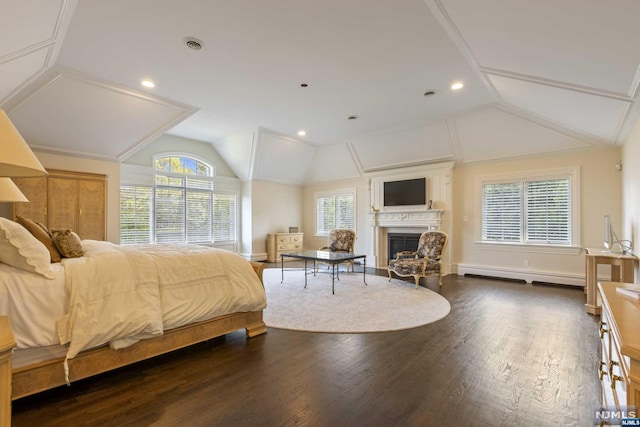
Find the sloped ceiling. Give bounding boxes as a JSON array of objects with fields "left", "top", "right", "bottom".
[{"left": 1, "top": 0, "right": 639, "bottom": 183}]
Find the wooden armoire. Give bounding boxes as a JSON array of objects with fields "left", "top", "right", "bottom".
[{"left": 13, "top": 169, "right": 107, "bottom": 240}]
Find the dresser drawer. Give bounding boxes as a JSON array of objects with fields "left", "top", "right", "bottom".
[{"left": 277, "top": 243, "right": 302, "bottom": 251}]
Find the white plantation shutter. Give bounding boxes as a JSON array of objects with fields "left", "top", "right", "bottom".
[
  {"left": 155, "top": 186, "right": 186, "bottom": 244},
  {"left": 120, "top": 185, "right": 153, "bottom": 244},
  {"left": 213, "top": 193, "right": 237, "bottom": 242},
  {"left": 482, "top": 182, "right": 522, "bottom": 242},
  {"left": 481, "top": 174, "right": 573, "bottom": 246},
  {"left": 526, "top": 179, "right": 570, "bottom": 244},
  {"left": 316, "top": 195, "right": 335, "bottom": 236},
  {"left": 336, "top": 193, "right": 355, "bottom": 229},
  {"left": 186, "top": 189, "right": 212, "bottom": 243},
  {"left": 316, "top": 189, "right": 355, "bottom": 236}
]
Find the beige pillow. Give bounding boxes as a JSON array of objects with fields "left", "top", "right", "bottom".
[
  {"left": 51, "top": 228, "right": 84, "bottom": 258},
  {"left": 16, "top": 215, "right": 62, "bottom": 263},
  {"left": 0, "top": 217, "right": 55, "bottom": 278}
]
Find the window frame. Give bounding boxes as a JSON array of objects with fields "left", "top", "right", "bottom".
[
  {"left": 474, "top": 166, "right": 580, "bottom": 253},
  {"left": 314, "top": 187, "right": 356, "bottom": 237}
]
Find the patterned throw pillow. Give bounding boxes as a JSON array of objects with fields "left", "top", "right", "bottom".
[{"left": 51, "top": 228, "right": 85, "bottom": 258}]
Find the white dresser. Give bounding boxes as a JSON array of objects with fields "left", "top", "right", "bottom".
[{"left": 266, "top": 233, "right": 304, "bottom": 262}]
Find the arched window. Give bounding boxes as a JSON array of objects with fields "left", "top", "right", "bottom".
[
  {"left": 154, "top": 155, "right": 215, "bottom": 244},
  {"left": 120, "top": 154, "right": 237, "bottom": 246}
]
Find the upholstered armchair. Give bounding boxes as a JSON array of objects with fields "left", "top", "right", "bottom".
[
  {"left": 317, "top": 229, "right": 356, "bottom": 272},
  {"left": 387, "top": 231, "right": 447, "bottom": 289}
]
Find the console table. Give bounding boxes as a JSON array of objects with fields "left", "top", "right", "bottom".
[{"left": 585, "top": 248, "right": 638, "bottom": 315}]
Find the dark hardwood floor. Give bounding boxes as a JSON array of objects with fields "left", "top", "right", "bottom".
[{"left": 11, "top": 266, "right": 601, "bottom": 427}]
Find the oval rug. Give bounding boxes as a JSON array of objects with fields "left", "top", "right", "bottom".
[{"left": 262, "top": 267, "right": 451, "bottom": 333}]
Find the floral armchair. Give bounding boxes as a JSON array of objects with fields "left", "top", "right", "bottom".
[
  {"left": 317, "top": 229, "right": 356, "bottom": 272},
  {"left": 387, "top": 231, "right": 447, "bottom": 289}
]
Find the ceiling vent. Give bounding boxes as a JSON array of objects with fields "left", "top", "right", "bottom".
[{"left": 184, "top": 37, "right": 203, "bottom": 50}]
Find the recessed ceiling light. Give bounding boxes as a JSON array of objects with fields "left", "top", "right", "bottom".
[
  {"left": 451, "top": 82, "right": 464, "bottom": 90},
  {"left": 348, "top": 115, "right": 358, "bottom": 120},
  {"left": 300, "top": 83, "right": 308, "bottom": 87},
  {"left": 184, "top": 37, "right": 203, "bottom": 50},
  {"left": 298, "top": 130, "right": 307, "bottom": 136},
  {"left": 423, "top": 90, "right": 436, "bottom": 97},
  {"left": 141, "top": 80, "right": 155, "bottom": 88}
]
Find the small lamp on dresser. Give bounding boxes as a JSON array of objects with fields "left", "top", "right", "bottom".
[{"left": 0, "top": 108, "right": 47, "bottom": 177}]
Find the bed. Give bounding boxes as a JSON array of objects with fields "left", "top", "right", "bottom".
[{"left": 0, "top": 217, "right": 267, "bottom": 425}]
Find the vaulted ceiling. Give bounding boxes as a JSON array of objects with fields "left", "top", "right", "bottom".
[{"left": 2, "top": 0, "right": 638, "bottom": 184}]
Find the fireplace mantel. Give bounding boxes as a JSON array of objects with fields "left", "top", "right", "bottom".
[{"left": 368, "top": 209, "right": 444, "bottom": 228}]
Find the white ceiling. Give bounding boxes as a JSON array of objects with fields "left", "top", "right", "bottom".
[{"left": 1, "top": 0, "right": 639, "bottom": 183}]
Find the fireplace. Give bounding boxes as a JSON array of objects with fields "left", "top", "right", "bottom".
[
  {"left": 388, "top": 233, "right": 421, "bottom": 262},
  {"left": 367, "top": 208, "right": 443, "bottom": 267}
]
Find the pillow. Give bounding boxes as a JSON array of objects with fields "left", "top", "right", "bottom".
[
  {"left": 0, "top": 217, "right": 55, "bottom": 278},
  {"left": 51, "top": 228, "right": 84, "bottom": 258},
  {"left": 36, "top": 221, "right": 51, "bottom": 237},
  {"left": 15, "top": 215, "right": 62, "bottom": 263}
]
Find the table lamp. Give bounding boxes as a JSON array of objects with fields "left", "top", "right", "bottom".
[
  {"left": 0, "top": 177, "right": 28, "bottom": 202},
  {"left": 0, "top": 108, "right": 47, "bottom": 177}
]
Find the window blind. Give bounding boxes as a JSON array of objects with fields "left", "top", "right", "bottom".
[
  {"left": 120, "top": 185, "right": 153, "bottom": 245},
  {"left": 316, "top": 191, "right": 355, "bottom": 235},
  {"left": 482, "top": 182, "right": 522, "bottom": 242},
  {"left": 481, "top": 177, "right": 572, "bottom": 245},
  {"left": 526, "top": 179, "right": 570, "bottom": 244},
  {"left": 213, "top": 193, "right": 237, "bottom": 242}
]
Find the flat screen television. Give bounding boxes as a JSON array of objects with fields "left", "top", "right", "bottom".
[{"left": 383, "top": 178, "right": 426, "bottom": 207}]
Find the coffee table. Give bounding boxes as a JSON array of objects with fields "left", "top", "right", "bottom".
[{"left": 281, "top": 250, "right": 367, "bottom": 294}]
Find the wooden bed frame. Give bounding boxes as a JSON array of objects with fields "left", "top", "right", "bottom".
[{"left": 0, "top": 261, "right": 267, "bottom": 427}]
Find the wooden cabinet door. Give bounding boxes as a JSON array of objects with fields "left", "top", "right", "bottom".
[
  {"left": 47, "top": 178, "right": 78, "bottom": 231},
  {"left": 78, "top": 179, "right": 106, "bottom": 240},
  {"left": 13, "top": 176, "right": 48, "bottom": 224}
]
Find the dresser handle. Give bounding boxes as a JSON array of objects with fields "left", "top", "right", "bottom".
[
  {"left": 608, "top": 360, "right": 619, "bottom": 377},
  {"left": 599, "top": 362, "right": 608, "bottom": 380},
  {"left": 611, "top": 374, "right": 622, "bottom": 390},
  {"left": 599, "top": 321, "right": 608, "bottom": 338}
]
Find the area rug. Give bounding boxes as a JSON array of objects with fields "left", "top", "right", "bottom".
[{"left": 262, "top": 268, "right": 451, "bottom": 333}]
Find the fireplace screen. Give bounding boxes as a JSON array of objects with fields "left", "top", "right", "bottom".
[{"left": 388, "top": 233, "right": 421, "bottom": 262}]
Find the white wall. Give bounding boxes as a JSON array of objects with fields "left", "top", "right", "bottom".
[
  {"left": 247, "top": 180, "right": 303, "bottom": 260},
  {"left": 622, "top": 117, "right": 640, "bottom": 253},
  {"left": 454, "top": 147, "right": 622, "bottom": 285},
  {"left": 124, "top": 134, "right": 237, "bottom": 178}
]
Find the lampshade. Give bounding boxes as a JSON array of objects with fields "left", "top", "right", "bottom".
[
  {"left": 0, "top": 178, "right": 28, "bottom": 202},
  {"left": 0, "top": 109, "right": 47, "bottom": 177}
]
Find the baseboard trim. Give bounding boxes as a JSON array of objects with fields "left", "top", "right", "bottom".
[
  {"left": 456, "top": 264, "right": 584, "bottom": 287},
  {"left": 241, "top": 252, "right": 268, "bottom": 262}
]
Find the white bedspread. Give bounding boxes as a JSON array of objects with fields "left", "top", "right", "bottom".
[
  {"left": 56, "top": 241, "right": 266, "bottom": 359},
  {"left": 1, "top": 240, "right": 266, "bottom": 359},
  {"left": 0, "top": 262, "right": 65, "bottom": 348}
]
